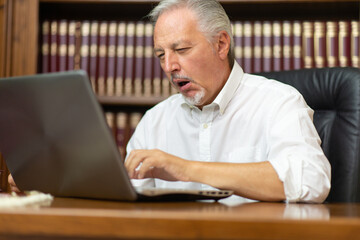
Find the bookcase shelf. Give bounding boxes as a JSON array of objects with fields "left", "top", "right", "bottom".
[
  {"left": 0, "top": 0, "right": 359, "bottom": 192},
  {"left": 98, "top": 95, "right": 166, "bottom": 107}
]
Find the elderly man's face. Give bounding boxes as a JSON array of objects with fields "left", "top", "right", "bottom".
[{"left": 153, "top": 7, "right": 229, "bottom": 108}]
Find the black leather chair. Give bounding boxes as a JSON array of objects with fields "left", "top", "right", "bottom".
[{"left": 257, "top": 67, "right": 360, "bottom": 203}]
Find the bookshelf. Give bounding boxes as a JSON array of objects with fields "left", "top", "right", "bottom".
[{"left": 0, "top": 0, "right": 359, "bottom": 192}]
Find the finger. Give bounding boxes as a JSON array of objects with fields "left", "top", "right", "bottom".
[
  {"left": 125, "top": 150, "right": 147, "bottom": 178},
  {"left": 136, "top": 157, "right": 155, "bottom": 179},
  {"left": 8, "top": 174, "right": 21, "bottom": 193}
]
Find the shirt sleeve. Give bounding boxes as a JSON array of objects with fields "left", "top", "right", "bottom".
[{"left": 267, "top": 90, "right": 331, "bottom": 203}]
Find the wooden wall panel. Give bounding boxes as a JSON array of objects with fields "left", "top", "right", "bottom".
[{"left": 10, "top": 0, "right": 39, "bottom": 76}]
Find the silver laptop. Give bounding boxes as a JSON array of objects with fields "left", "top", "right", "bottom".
[{"left": 0, "top": 71, "right": 232, "bottom": 201}]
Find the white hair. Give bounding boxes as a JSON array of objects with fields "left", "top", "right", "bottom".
[{"left": 148, "top": 0, "right": 235, "bottom": 68}]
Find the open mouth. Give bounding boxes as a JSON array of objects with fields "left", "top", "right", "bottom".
[{"left": 177, "top": 80, "right": 190, "bottom": 87}]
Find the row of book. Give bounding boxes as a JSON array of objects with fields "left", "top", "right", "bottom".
[
  {"left": 105, "top": 111, "right": 143, "bottom": 160},
  {"left": 41, "top": 19, "right": 359, "bottom": 97}
]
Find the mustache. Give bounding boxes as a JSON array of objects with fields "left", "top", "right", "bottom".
[{"left": 171, "top": 74, "right": 194, "bottom": 83}]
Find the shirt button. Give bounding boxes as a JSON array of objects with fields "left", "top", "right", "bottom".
[{"left": 203, "top": 123, "right": 208, "bottom": 129}]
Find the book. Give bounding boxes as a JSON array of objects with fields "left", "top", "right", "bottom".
[
  {"left": 303, "top": 21, "right": 314, "bottom": 68},
  {"left": 262, "top": 21, "right": 272, "bottom": 72},
  {"left": 143, "top": 22, "right": 153, "bottom": 97},
  {"left": 97, "top": 21, "right": 109, "bottom": 96},
  {"left": 326, "top": 21, "right": 339, "bottom": 67},
  {"left": 41, "top": 20, "right": 50, "bottom": 73},
  {"left": 282, "top": 21, "right": 292, "bottom": 71},
  {"left": 134, "top": 21, "right": 145, "bottom": 97},
  {"left": 351, "top": 21, "right": 359, "bottom": 68},
  {"left": 50, "top": 20, "right": 58, "bottom": 72},
  {"left": 116, "top": 112, "right": 128, "bottom": 160},
  {"left": 73, "top": 21, "right": 82, "bottom": 70},
  {"left": 67, "top": 20, "right": 77, "bottom": 71},
  {"left": 292, "top": 21, "right": 303, "bottom": 69},
  {"left": 115, "top": 21, "right": 126, "bottom": 96},
  {"left": 105, "top": 111, "right": 116, "bottom": 139},
  {"left": 162, "top": 69, "right": 170, "bottom": 97},
  {"left": 233, "top": 21, "right": 243, "bottom": 67},
  {"left": 339, "top": 21, "right": 351, "bottom": 67},
  {"left": 314, "top": 21, "right": 326, "bottom": 68},
  {"left": 243, "top": 21, "right": 253, "bottom": 73},
  {"left": 272, "top": 21, "right": 282, "bottom": 71},
  {"left": 89, "top": 21, "right": 99, "bottom": 92},
  {"left": 58, "top": 19, "right": 68, "bottom": 72},
  {"left": 124, "top": 22, "right": 136, "bottom": 96},
  {"left": 253, "top": 21, "right": 262, "bottom": 73},
  {"left": 129, "top": 112, "right": 142, "bottom": 137},
  {"left": 106, "top": 21, "right": 117, "bottom": 96},
  {"left": 80, "top": 21, "right": 90, "bottom": 73},
  {"left": 153, "top": 53, "right": 162, "bottom": 97}
]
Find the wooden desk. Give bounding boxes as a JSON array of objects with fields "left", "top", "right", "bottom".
[{"left": 0, "top": 198, "right": 360, "bottom": 240}]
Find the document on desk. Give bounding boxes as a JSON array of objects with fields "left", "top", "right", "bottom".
[{"left": 0, "top": 191, "right": 53, "bottom": 209}]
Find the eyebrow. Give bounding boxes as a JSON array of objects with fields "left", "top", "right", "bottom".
[{"left": 154, "top": 40, "right": 192, "bottom": 54}]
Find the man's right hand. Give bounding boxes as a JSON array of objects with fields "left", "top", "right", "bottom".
[{"left": 8, "top": 174, "right": 21, "bottom": 193}]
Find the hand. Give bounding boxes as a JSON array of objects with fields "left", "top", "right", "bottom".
[
  {"left": 8, "top": 174, "right": 21, "bottom": 193},
  {"left": 125, "top": 149, "right": 190, "bottom": 182}
]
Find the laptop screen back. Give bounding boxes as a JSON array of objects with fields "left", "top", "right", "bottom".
[{"left": 0, "top": 71, "right": 137, "bottom": 200}]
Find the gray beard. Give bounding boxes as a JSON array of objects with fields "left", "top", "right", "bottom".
[{"left": 184, "top": 89, "right": 205, "bottom": 106}]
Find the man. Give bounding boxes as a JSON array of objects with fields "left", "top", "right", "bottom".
[
  {"left": 124, "top": 0, "right": 331, "bottom": 203},
  {"left": 10, "top": 0, "right": 330, "bottom": 203}
]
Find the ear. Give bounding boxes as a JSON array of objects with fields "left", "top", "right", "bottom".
[{"left": 216, "top": 30, "right": 231, "bottom": 60}]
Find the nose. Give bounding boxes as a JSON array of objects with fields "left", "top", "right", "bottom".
[{"left": 162, "top": 52, "right": 180, "bottom": 74}]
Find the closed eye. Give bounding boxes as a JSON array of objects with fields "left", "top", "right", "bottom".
[
  {"left": 156, "top": 53, "right": 164, "bottom": 59},
  {"left": 176, "top": 47, "right": 190, "bottom": 53}
]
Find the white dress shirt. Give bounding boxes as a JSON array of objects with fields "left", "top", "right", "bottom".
[{"left": 126, "top": 61, "right": 331, "bottom": 203}]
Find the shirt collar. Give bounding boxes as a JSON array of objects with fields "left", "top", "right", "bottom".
[{"left": 181, "top": 61, "right": 244, "bottom": 114}]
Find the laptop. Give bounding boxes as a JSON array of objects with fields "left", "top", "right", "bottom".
[{"left": 0, "top": 71, "right": 233, "bottom": 201}]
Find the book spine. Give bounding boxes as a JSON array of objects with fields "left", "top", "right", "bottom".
[
  {"left": 116, "top": 112, "right": 128, "bottom": 160},
  {"left": 80, "top": 21, "right": 90, "bottom": 73},
  {"left": 129, "top": 112, "right": 142, "bottom": 137},
  {"left": 303, "top": 21, "right": 314, "bottom": 68},
  {"left": 50, "top": 20, "right": 58, "bottom": 72},
  {"left": 106, "top": 21, "right": 117, "bottom": 96},
  {"left": 67, "top": 21, "right": 77, "bottom": 71},
  {"left": 253, "top": 21, "right": 262, "bottom": 73},
  {"left": 339, "top": 21, "right": 351, "bottom": 67},
  {"left": 73, "top": 21, "right": 82, "bottom": 70},
  {"left": 243, "top": 21, "right": 253, "bottom": 73},
  {"left": 282, "top": 21, "right": 292, "bottom": 71},
  {"left": 351, "top": 20, "right": 359, "bottom": 68},
  {"left": 153, "top": 52, "right": 162, "bottom": 97},
  {"left": 162, "top": 68, "right": 170, "bottom": 97},
  {"left": 124, "top": 22, "right": 136, "bottom": 96},
  {"left": 58, "top": 19, "right": 68, "bottom": 72},
  {"left": 105, "top": 111, "right": 116, "bottom": 139},
  {"left": 41, "top": 20, "right": 50, "bottom": 73},
  {"left": 115, "top": 21, "right": 126, "bottom": 96},
  {"left": 233, "top": 21, "right": 243, "bottom": 67},
  {"left": 89, "top": 21, "right": 99, "bottom": 93},
  {"left": 292, "top": 21, "right": 303, "bottom": 69},
  {"left": 262, "top": 21, "right": 272, "bottom": 72},
  {"left": 134, "top": 21, "right": 145, "bottom": 97},
  {"left": 314, "top": 21, "right": 326, "bottom": 68},
  {"left": 272, "top": 21, "right": 282, "bottom": 71},
  {"left": 326, "top": 21, "right": 339, "bottom": 67},
  {"left": 143, "top": 22, "right": 153, "bottom": 97},
  {"left": 97, "top": 21, "right": 109, "bottom": 96}
]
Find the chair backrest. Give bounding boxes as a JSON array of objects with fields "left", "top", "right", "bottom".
[{"left": 257, "top": 67, "right": 360, "bottom": 202}]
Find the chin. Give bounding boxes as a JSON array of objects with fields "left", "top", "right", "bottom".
[{"left": 184, "top": 90, "right": 205, "bottom": 106}]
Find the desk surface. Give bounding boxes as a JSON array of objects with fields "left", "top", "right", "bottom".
[{"left": 0, "top": 197, "right": 360, "bottom": 240}]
